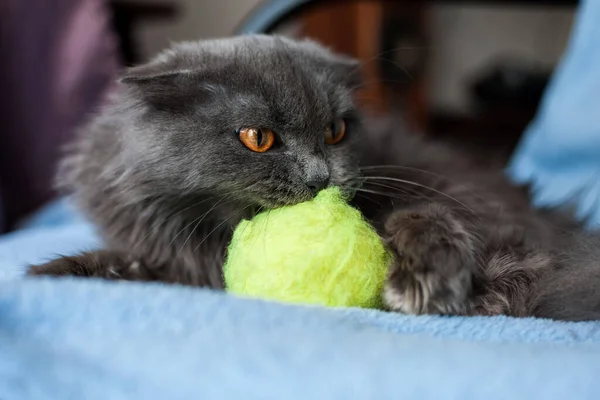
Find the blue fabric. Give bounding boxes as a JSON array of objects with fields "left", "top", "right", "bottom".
[
  {"left": 1, "top": 278, "right": 600, "bottom": 400},
  {"left": 0, "top": 200, "right": 101, "bottom": 282},
  {"left": 2, "top": 201, "right": 600, "bottom": 400},
  {"left": 508, "top": 0, "right": 600, "bottom": 226}
]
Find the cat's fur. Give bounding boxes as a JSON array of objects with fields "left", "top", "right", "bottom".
[{"left": 29, "top": 35, "right": 600, "bottom": 321}]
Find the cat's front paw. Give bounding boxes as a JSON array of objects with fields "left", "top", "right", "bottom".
[
  {"left": 28, "top": 250, "right": 152, "bottom": 281},
  {"left": 382, "top": 204, "right": 476, "bottom": 315}
]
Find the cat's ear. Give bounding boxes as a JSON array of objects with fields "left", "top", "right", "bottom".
[
  {"left": 118, "top": 62, "right": 193, "bottom": 84},
  {"left": 118, "top": 64, "right": 201, "bottom": 108},
  {"left": 330, "top": 55, "right": 362, "bottom": 90},
  {"left": 298, "top": 38, "right": 362, "bottom": 89}
]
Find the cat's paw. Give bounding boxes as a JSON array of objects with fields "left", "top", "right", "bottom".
[
  {"left": 382, "top": 204, "right": 476, "bottom": 315},
  {"left": 28, "top": 251, "right": 151, "bottom": 280}
]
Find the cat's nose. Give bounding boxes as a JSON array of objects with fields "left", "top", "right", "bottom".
[
  {"left": 303, "top": 156, "right": 330, "bottom": 194},
  {"left": 306, "top": 178, "right": 329, "bottom": 194}
]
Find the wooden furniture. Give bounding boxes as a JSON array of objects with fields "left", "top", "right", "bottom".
[
  {"left": 300, "top": 2, "right": 390, "bottom": 116},
  {"left": 299, "top": 2, "right": 428, "bottom": 132}
]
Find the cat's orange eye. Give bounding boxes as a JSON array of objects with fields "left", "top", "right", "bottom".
[
  {"left": 325, "top": 119, "right": 346, "bottom": 145},
  {"left": 238, "top": 128, "right": 275, "bottom": 153}
]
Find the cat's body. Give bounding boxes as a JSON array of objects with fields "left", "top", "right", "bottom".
[{"left": 30, "top": 35, "right": 600, "bottom": 321}]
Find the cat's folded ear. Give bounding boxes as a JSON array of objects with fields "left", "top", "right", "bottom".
[
  {"left": 118, "top": 63, "right": 206, "bottom": 108},
  {"left": 328, "top": 54, "right": 362, "bottom": 90},
  {"left": 119, "top": 61, "right": 193, "bottom": 83},
  {"left": 298, "top": 39, "right": 362, "bottom": 89},
  {"left": 327, "top": 49, "right": 362, "bottom": 89}
]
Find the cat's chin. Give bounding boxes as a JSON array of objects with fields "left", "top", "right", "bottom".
[
  {"left": 257, "top": 198, "right": 310, "bottom": 210},
  {"left": 254, "top": 186, "right": 356, "bottom": 210},
  {"left": 253, "top": 193, "right": 315, "bottom": 210}
]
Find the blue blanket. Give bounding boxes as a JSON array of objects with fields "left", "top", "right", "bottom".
[
  {"left": 1, "top": 201, "right": 600, "bottom": 400},
  {"left": 508, "top": 0, "right": 600, "bottom": 226}
]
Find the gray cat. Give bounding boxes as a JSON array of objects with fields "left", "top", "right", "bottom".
[{"left": 29, "top": 35, "right": 600, "bottom": 321}]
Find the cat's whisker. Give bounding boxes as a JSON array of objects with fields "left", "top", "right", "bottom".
[
  {"left": 360, "top": 164, "right": 452, "bottom": 181},
  {"left": 350, "top": 78, "right": 416, "bottom": 92},
  {"left": 260, "top": 209, "right": 273, "bottom": 255},
  {"left": 360, "top": 180, "right": 421, "bottom": 200},
  {"left": 360, "top": 166, "right": 498, "bottom": 216},
  {"left": 167, "top": 180, "right": 267, "bottom": 255},
  {"left": 174, "top": 196, "right": 228, "bottom": 251},
  {"left": 170, "top": 216, "right": 204, "bottom": 248},
  {"left": 348, "top": 176, "right": 431, "bottom": 202},
  {"left": 356, "top": 45, "right": 431, "bottom": 69},
  {"left": 193, "top": 204, "right": 253, "bottom": 253},
  {"left": 358, "top": 176, "right": 476, "bottom": 215},
  {"left": 350, "top": 45, "right": 433, "bottom": 82},
  {"left": 356, "top": 177, "right": 418, "bottom": 194},
  {"left": 138, "top": 196, "right": 218, "bottom": 244},
  {"left": 352, "top": 191, "right": 384, "bottom": 208},
  {"left": 245, "top": 207, "right": 270, "bottom": 250},
  {"left": 234, "top": 204, "right": 266, "bottom": 243},
  {"left": 352, "top": 187, "right": 415, "bottom": 202},
  {"left": 170, "top": 196, "right": 218, "bottom": 219},
  {"left": 361, "top": 179, "right": 445, "bottom": 207},
  {"left": 169, "top": 181, "right": 264, "bottom": 251},
  {"left": 349, "top": 44, "right": 436, "bottom": 90},
  {"left": 381, "top": 58, "right": 413, "bottom": 81}
]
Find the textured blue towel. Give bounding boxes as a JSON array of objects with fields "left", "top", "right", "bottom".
[
  {"left": 1, "top": 278, "right": 600, "bottom": 400},
  {"left": 1, "top": 201, "right": 600, "bottom": 400}
]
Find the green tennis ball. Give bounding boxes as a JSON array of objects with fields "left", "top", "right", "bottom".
[{"left": 223, "top": 187, "right": 391, "bottom": 309}]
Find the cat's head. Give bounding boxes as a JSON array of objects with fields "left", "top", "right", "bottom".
[{"left": 115, "top": 35, "right": 363, "bottom": 208}]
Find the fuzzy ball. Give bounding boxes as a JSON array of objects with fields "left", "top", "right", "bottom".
[{"left": 223, "top": 187, "right": 391, "bottom": 309}]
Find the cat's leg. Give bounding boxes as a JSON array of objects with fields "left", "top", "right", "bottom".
[
  {"left": 381, "top": 203, "right": 558, "bottom": 317},
  {"left": 472, "top": 248, "right": 547, "bottom": 317},
  {"left": 381, "top": 203, "right": 478, "bottom": 315},
  {"left": 475, "top": 238, "right": 600, "bottom": 320},
  {"left": 27, "top": 250, "right": 172, "bottom": 282}
]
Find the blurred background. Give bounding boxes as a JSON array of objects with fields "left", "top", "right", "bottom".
[{"left": 0, "top": 0, "right": 578, "bottom": 232}]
